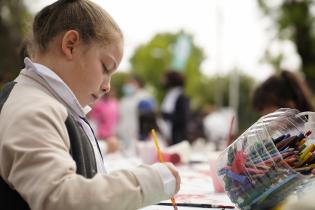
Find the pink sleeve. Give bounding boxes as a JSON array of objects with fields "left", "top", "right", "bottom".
[
  {"left": 97, "top": 100, "right": 119, "bottom": 139},
  {"left": 89, "top": 101, "right": 102, "bottom": 121}
]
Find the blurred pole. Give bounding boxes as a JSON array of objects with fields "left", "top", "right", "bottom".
[
  {"left": 214, "top": 0, "right": 224, "bottom": 108},
  {"left": 229, "top": 69, "right": 239, "bottom": 133}
]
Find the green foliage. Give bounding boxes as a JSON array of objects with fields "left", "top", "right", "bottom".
[
  {"left": 128, "top": 31, "right": 259, "bottom": 132},
  {"left": 237, "top": 74, "right": 260, "bottom": 130},
  {"left": 0, "top": 0, "right": 32, "bottom": 86},
  {"left": 130, "top": 33, "right": 175, "bottom": 95},
  {"left": 111, "top": 72, "right": 130, "bottom": 98},
  {"left": 257, "top": 0, "right": 315, "bottom": 91},
  {"left": 129, "top": 31, "right": 204, "bottom": 107},
  {"left": 201, "top": 73, "right": 258, "bottom": 131}
]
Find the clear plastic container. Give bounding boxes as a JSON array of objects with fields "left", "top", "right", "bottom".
[{"left": 216, "top": 108, "right": 312, "bottom": 210}]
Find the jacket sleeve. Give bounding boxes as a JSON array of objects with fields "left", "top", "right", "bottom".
[
  {"left": 283, "top": 192, "right": 315, "bottom": 210},
  {"left": 0, "top": 97, "right": 169, "bottom": 210}
]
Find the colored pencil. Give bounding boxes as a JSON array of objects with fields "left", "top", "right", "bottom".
[{"left": 151, "top": 129, "right": 178, "bottom": 210}]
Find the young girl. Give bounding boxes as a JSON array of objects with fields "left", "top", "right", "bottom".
[{"left": 0, "top": 1, "right": 180, "bottom": 210}]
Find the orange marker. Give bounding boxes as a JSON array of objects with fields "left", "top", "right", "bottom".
[{"left": 151, "top": 129, "right": 178, "bottom": 210}]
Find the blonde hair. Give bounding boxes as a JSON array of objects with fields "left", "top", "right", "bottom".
[{"left": 31, "top": 0, "right": 123, "bottom": 53}]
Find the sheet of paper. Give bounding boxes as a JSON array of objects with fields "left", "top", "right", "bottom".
[{"left": 156, "top": 164, "right": 234, "bottom": 208}]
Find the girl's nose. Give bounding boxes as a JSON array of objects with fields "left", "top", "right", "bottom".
[{"left": 101, "top": 82, "right": 110, "bottom": 94}]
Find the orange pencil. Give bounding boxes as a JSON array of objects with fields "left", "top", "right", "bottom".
[{"left": 151, "top": 129, "right": 178, "bottom": 210}]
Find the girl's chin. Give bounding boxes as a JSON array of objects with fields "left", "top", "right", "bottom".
[
  {"left": 88, "top": 99, "right": 96, "bottom": 106},
  {"left": 85, "top": 95, "right": 97, "bottom": 106}
]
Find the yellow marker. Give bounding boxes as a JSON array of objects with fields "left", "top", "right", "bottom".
[
  {"left": 296, "top": 152, "right": 312, "bottom": 167},
  {"left": 272, "top": 198, "right": 291, "bottom": 210},
  {"left": 151, "top": 129, "right": 178, "bottom": 210},
  {"left": 300, "top": 144, "right": 315, "bottom": 161}
]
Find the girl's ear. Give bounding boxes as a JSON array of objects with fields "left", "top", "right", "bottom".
[{"left": 61, "top": 30, "right": 80, "bottom": 60}]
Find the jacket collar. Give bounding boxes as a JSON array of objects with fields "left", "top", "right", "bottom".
[{"left": 23, "top": 57, "right": 87, "bottom": 118}]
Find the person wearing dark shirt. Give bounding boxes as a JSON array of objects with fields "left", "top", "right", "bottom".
[{"left": 161, "top": 70, "right": 190, "bottom": 145}]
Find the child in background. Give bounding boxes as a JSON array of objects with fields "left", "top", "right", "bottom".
[
  {"left": 0, "top": 1, "right": 180, "bottom": 210},
  {"left": 252, "top": 70, "right": 314, "bottom": 116},
  {"left": 89, "top": 90, "right": 120, "bottom": 154},
  {"left": 117, "top": 75, "right": 153, "bottom": 146},
  {"left": 138, "top": 99, "right": 159, "bottom": 141}
]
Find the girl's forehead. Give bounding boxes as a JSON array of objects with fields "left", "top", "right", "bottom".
[
  {"left": 99, "top": 40, "right": 123, "bottom": 68},
  {"left": 97, "top": 37, "right": 123, "bottom": 51}
]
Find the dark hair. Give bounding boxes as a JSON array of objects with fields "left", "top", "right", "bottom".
[
  {"left": 131, "top": 75, "right": 145, "bottom": 88},
  {"left": 137, "top": 99, "right": 158, "bottom": 140},
  {"left": 163, "top": 70, "right": 185, "bottom": 89},
  {"left": 31, "top": 0, "right": 122, "bottom": 53},
  {"left": 19, "top": 40, "right": 31, "bottom": 61},
  {"left": 252, "top": 70, "right": 314, "bottom": 112}
]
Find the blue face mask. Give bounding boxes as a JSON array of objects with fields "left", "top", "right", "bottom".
[{"left": 122, "top": 84, "right": 136, "bottom": 96}]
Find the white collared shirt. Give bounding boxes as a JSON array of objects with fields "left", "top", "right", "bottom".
[{"left": 160, "top": 87, "right": 183, "bottom": 140}]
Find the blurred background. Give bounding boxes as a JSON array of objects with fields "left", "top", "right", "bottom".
[{"left": 2, "top": 0, "right": 315, "bottom": 149}]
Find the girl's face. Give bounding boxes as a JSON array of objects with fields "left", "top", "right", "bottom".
[{"left": 72, "top": 39, "right": 123, "bottom": 107}]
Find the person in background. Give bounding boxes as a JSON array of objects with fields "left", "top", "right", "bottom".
[
  {"left": 117, "top": 75, "right": 154, "bottom": 146},
  {"left": 89, "top": 90, "right": 120, "bottom": 154},
  {"left": 0, "top": 1, "right": 180, "bottom": 210},
  {"left": 138, "top": 98, "right": 160, "bottom": 141},
  {"left": 160, "top": 70, "right": 190, "bottom": 145},
  {"left": 203, "top": 105, "right": 237, "bottom": 150},
  {"left": 252, "top": 70, "right": 314, "bottom": 116}
]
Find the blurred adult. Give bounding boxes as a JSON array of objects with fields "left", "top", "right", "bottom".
[
  {"left": 160, "top": 70, "right": 190, "bottom": 145},
  {"left": 138, "top": 98, "right": 159, "bottom": 141}
]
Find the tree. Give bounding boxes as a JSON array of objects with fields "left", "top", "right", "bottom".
[
  {"left": 129, "top": 31, "right": 258, "bottom": 131},
  {"left": 0, "top": 0, "right": 32, "bottom": 86},
  {"left": 110, "top": 72, "right": 130, "bottom": 98},
  {"left": 257, "top": 0, "right": 315, "bottom": 90},
  {"left": 129, "top": 31, "right": 205, "bottom": 108},
  {"left": 200, "top": 72, "right": 258, "bottom": 131}
]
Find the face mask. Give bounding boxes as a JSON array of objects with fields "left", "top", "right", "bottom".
[{"left": 122, "top": 84, "right": 136, "bottom": 96}]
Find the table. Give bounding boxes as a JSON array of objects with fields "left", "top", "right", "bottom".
[
  {"left": 140, "top": 205, "right": 228, "bottom": 210},
  {"left": 104, "top": 149, "right": 236, "bottom": 210}
]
